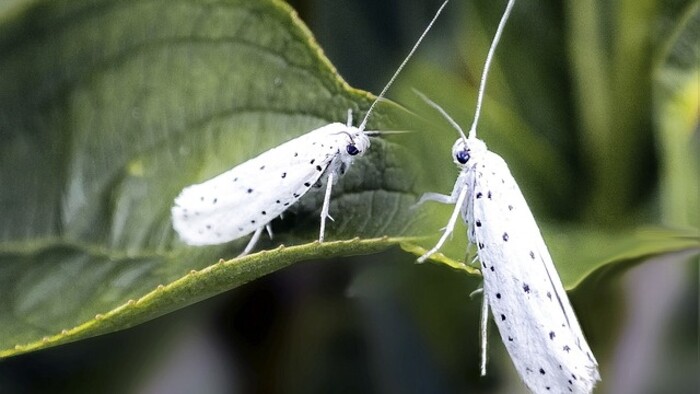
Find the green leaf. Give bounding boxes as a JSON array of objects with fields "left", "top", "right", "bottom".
[
  {"left": 0, "top": 237, "right": 410, "bottom": 358},
  {"left": 0, "top": 0, "right": 420, "bottom": 357},
  {"left": 402, "top": 204, "right": 699, "bottom": 290}
]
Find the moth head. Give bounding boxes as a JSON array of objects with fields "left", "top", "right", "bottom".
[
  {"left": 343, "top": 128, "right": 371, "bottom": 157},
  {"left": 452, "top": 138, "right": 486, "bottom": 167}
]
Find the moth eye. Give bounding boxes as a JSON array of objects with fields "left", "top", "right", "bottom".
[
  {"left": 346, "top": 144, "right": 360, "bottom": 156},
  {"left": 455, "top": 150, "right": 470, "bottom": 164}
]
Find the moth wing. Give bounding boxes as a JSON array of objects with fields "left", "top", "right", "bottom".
[
  {"left": 171, "top": 123, "right": 347, "bottom": 245},
  {"left": 470, "top": 152, "right": 599, "bottom": 394}
]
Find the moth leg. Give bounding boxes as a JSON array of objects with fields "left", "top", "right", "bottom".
[
  {"left": 319, "top": 172, "right": 335, "bottom": 242},
  {"left": 346, "top": 109, "right": 353, "bottom": 128},
  {"left": 480, "top": 293, "right": 489, "bottom": 376},
  {"left": 469, "top": 287, "right": 483, "bottom": 299},
  {"left": 412, "top": 192, "right": 455, "bottom": 209},
  {"left": 417, "top": 186, "right": 469, "bottom": 263},
  {"left": 469, "top": 253, "right": 480, "bottom": 267},
  {"left": 265, "top": 224, "right": 274, "bottom": 240},
  {"left": 468, "top": 285, "right": 489, "bottom": 375},
  {"left": 239, "top": 226, "right": 265, "bottom": 257}
]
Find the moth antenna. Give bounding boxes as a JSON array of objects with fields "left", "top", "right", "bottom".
[
  {"left": 468, "top": 0, "right": 516, "bottom": 139},
  {"left": 358, "top": 0, "right": 449, "bottom": 132},
  {"left": 413, "top": 89, "right": 468, "bottom": 142},
  {"left": 364, "top": 130, "right": 414, "bottom": 137}
]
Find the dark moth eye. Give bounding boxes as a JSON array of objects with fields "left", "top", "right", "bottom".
[
  {"left": 455, "top": 150, "right": 470, "bottom": 164},
  {"left": 346, "top": 144, "right": 360, "bottom": 156}
]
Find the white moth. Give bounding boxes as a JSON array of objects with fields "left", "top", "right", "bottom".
[
  {"left": 415, "top": 1, "right": 600, "bottom": 393},
  {"left": 172, "top": 1, "right": 450, "bottom": 255}
]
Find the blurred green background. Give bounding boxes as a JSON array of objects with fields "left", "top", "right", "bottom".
[{"left": 0, "top": 0, "right": 698, "bottom": 393}]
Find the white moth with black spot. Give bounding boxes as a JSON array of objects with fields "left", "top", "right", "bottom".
[
  {"left": 172, "top": 0, "right": 450, "bottom": 255},
  {"left": 416, "top": 1, "right": 600, "bottom": 393}
]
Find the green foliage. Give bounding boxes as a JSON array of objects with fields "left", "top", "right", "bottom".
[
  {"left": 0, "top": 4, "right": 697, "bottom": 394},
  {"left": 0, "top": 237, "right": 409, "bottom": 358},
  {"left": 0, "top": 0, "right": 419, "bottom": 357},
  {"left": 653, "top": 1, "right": 700, "bottom": 228}
]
